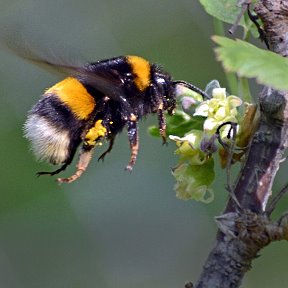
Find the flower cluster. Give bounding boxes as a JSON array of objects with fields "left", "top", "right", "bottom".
[
  {"left": 194, "top": 87, "right": 242, "bottom": 137},
  {"left": 169, "top": 81, "right": 243, "bottom": 203}
]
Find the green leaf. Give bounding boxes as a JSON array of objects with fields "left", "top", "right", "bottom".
[
  {"left": 148, "top": 111, "right": 205, "bottom": 138},
  {"left": 167, "top": 117, "right": 204, "bottom": 137},
  {"left": 200, "top": 0, "right": 245, "bottom": 27},
  {"left": 213, "top": 36, "right": 288, "bottom": 91}
]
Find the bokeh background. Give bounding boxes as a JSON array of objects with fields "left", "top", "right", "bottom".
[{"left": 0, "top": 1, "right": 288, "bottom": 287}]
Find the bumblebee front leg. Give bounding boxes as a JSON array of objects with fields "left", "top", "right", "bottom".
[
  {"left": 157, "top": 101, "right": 167, "bottom": 145},
  {"left": 125, "top": 114, "right": 139, "bottom": 172}
]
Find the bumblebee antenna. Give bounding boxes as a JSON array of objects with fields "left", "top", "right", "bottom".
[{"left": 173, "top": 80, "right": 211, "bottom": 100}]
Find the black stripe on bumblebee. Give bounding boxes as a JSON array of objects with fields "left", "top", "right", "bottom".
[{"left": 23, "top": 54, "right": 209, "bottom": 183}]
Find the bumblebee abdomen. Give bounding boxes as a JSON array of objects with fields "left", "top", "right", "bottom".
[
  {"left": 24, "top": 114, "right": 71, "bottom": 165},
  {"left": 24, "top": 78, "right": 94, "bottom": 165}
]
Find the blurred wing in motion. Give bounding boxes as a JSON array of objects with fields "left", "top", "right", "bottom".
[{"left": 0, "top": 26, "right": 125, "bottom": 100}]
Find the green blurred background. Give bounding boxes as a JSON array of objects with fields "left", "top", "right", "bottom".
[{"left": 0, "top": 1, "right": 288, "bottom": 287}]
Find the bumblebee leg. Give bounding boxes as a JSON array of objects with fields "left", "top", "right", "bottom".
[
  {"left": 57, "top": 119, "right": 107, "bottom": 183},
  {"left": 57, "top": 148, "right": 94, "bottom": 184},
  {"left": 157, "top": 101, "right": 167, "bottom": 145},
  {"left": 98, "top": 136, "right": 115, "bottom": 162},
  {"left": 36, "top": 146, "right": 79, "bottom": 177},
  {"left": 125, "top": 115, "right": 139, "bottom": 172},
  {"left": 37, "top": 162, "right": 69, "bottom": 177}
]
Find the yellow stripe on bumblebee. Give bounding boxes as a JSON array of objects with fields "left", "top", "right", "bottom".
[
  {"left": 126, "top": 56, "right": 151, "bottom": 91},
  {"left": 46, "top": 77, "right": 96, "bottom": 120}
]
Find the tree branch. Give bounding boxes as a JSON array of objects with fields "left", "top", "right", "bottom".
[
  {"left": 195, "top": 211, "right": 288, "bottom": 287},
  {"left": 194, "top": 1, "right": 288, "bottom": 287}
]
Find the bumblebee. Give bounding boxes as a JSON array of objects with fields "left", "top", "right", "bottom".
[{"left": 23, "top": 55, "right": 209, "bottom": 183}]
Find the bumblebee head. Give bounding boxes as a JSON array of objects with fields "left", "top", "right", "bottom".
[{"left": 152, "top": 67, "right": 176, "bottom": 114}]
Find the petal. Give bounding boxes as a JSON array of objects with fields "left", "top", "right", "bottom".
[
  {"left": 227, "top": 96, "right": 242, "bottom": 108},
  {"left": 194, "top": 102, "right": 209, "bottom": 117},
  {"left": 203, "top": 118, "right": 219, "bottom": 132},
  {"left": 214, "top": 106, "right": 227, "bottom": 120},
  {"left": 212, "top": 88, "right": 227, "bottom": 100}
]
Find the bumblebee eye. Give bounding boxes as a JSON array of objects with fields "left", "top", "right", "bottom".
[
  {"left": 156, "top": 77, "right": 166, "bottom": 86},
  {"left": 125, "top": 72, "right": 133, "bottom": 80}
]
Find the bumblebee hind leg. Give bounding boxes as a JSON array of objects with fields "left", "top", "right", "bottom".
[
  {"left": 57, "top": 119, "right": 107, "bottom": 183},
  {"left": 57, "top": 148, "right": 94, "bottom": 183},
  {"left": 36, "top": 146, "right": 78, "bottom": 177},
  {"left": 37, "top": 162, "right": 69, "bottom": 177}
]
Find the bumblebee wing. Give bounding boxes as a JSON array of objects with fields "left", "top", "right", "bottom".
[
  {"left": 1, "top": 30, "right": 125, "bottom": 100},
  {"left": 35, "top": 59, "right": 125, "bottom": 100},
  {"left": 72, "top": 66, "right": 124, "bottom": 100},
  {"left": 22, "top": 55, "right": 125, "bottom": 101}
]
